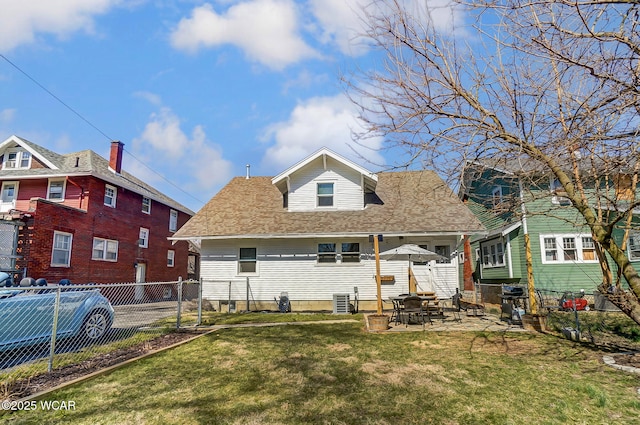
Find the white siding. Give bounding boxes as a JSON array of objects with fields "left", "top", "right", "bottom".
[
  {"left": 199, "top": 237, "right": 461, "bottom": 306},
  {"left": 287, "top": 156, "right": 364, "bottom": 211}
]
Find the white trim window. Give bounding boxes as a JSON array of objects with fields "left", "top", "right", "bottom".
[
  {"left": 142, "top": 197, "right": 151, "bottom": 214},
  {"left": 629, "top": 232, "right": 640, "bottom": 261},
  {"left": 47, "top": 179, "right": 66, "bottom": 201},
  {"left": 104, "top": 184, "right": 117, "bottom": 207},
  {"left": 550, "top": 178, "right": 571, "bottom": 205},
  {"left": 238, "top": 247, "right": 257, "bottom": 273},
  {"left": 481, "top": 240, "right": 504, "bottom": 268},
  {"left": 169, "top": 209, "right": 178, "bottom": 232},
  {"left": 139, "top": 227, "right": 149, "bottom": 248},
  {"left": 167, "top": 250, "right": 175, "bottom": 267},
  {"left": 318, "top": 243, "right": 337, "bottom": 263},
  {"left": 341, "top": 243, "right": 361, "bottom": 263},
  {"left": 317, "top": 242, "right": 362, "bottom": 264},
  {"left": 51, "top": 231, "right": 72, "bottom": 267},
  {"left": 3, "top": 149, "right": 31, "bottom": 169},
  {"left": 317, "top": 182, "right": 334, "bottom": 207},
  {"left": 541, "top": 234, "right": 597, "bottom": 264},
  {"left": 92, "top": 237, "right": 118, "bottom": 261},
  {"left": 492, "top": 186, "right": 502, "bottom": 208}
]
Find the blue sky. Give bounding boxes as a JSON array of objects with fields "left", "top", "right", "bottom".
[{"left": 0, "top": 0, "right": 461, "bottom": 212}]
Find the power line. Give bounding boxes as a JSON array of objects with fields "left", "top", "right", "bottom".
[
  {"left": 1, "top": 54, "right": 113, "bottom": 141},
  {"left": 1, "top": 53, "right": 205, "bottom": 208}
]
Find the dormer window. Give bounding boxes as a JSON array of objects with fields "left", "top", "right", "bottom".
[
  {"left": 3, "top": 149, "right": 31, "bottom": 169},
  {"left": 317, "top": 182, "right": 334, "bottom": 207}
]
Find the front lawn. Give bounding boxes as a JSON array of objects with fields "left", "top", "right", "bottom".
[{"left": 4, "top": 321, "right": 640, "bottom": 424}]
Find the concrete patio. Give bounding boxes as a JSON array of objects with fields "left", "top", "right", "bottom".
[{"left": 366, "top": 310, "right": 531, "bottom": 333}]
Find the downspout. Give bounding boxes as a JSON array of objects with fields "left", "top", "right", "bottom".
[
  {"left": 506, "top": 234, "right": 513, "bottom": 279},
  {"left": 519, "top": 178, "right": 537, "bottom": 314}
]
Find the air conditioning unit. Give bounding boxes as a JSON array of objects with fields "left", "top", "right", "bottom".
[{"left": 333, "top": 293, "right": 350, "bottom": 314}]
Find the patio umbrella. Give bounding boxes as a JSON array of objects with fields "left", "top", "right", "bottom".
[{"left": 379, "top": 244, "right": 445, "bottom": 293}]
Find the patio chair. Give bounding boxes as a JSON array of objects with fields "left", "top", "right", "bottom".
[{"left": 402, "top": 296, "right": 428, "bottom": 329}]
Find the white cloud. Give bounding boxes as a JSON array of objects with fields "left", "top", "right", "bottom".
[
  {"left": 170, "top": 0, "right": 320, "bottom": 70},
  {"left": 261, "top": 93, "right": 384, "bottom": 170},
  {"left": 308, "top": 0, "right": 371, "bottom": 56},
  {"left": 0, "top": 109, "right": 15, "bottom": 123},
  {"left": 0, "top": 1, "right": 120, "bottom": 52},
  {"left": 131, "top": 107, "right": 233, "bottom": 201}
]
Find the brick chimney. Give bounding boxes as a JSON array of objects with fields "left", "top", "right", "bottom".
[{"left": 109, "top": 141, "right": 124, "bottom": 174}]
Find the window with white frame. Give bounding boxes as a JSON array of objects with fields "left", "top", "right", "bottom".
[
  {"left": 318, "top": 243, "right": 337, "bottom": 263},
  {"left": 582, "top": 236, "right": 596, "bottom": 261},
  {"left": 541, "top": 234, "right": 597, "bottom": 263},
  {"left": 238, "top": 247, "right": 257, "bottom": 273},
  {"left": 142, "top": 197, "right": 151, "bottom": 214},
  {"left": 317, "top": 182, "right": 334, "bottom": 207},
  {"left": 317, "top": 242, "right": 362, "bottom": 264},
  {"left": 1, "top": 181, "right": 18, "bottom": 204},
  {"left": 169, "top": 209, "right": 178, "bottom": 232},
  {"left": 167, "top": 250, "right": 175, "bottom": 267},
  {"left": 481, "top": 240, "right": 504, "bottom": 268},
  {"left": 51, "top": 231, "right": 72, "bottom": 267},
  {"left": 629, "top": 232, "right": 640, "bottom": 261},
  {"left": 492, "top": 186, "right": 502, "bottom": 208},
  {"left": 550, "top": 178, "right": 571, "bottom": 205},
  {"left": 139, "top": 227, "right": 149, "bottom": 248},
  {"left": 341, "top": 243, "right": 361, "bottom": 263},
  {"left": 92, "top": 237, "right": 118, "bottom": 261},
  {"left": 3, "top": 149, "right": 31, "bottom": 169},
  {"left": 104, "top": 184, "right": 117, "bottom": 207},
  {"left": 47, "top": 179, "right": 65, "bottom": 201}
]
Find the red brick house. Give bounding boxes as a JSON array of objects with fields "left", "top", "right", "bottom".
[{"left": 0, "top": 135, "right": 195, "bottom": 299}]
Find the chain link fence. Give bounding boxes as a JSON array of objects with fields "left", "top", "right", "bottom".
[{"left": 0, "top": 279, "right": 201, "bottom": 401}]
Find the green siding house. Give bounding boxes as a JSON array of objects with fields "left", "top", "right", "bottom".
[{"left": 461, "top": 162, "right": 639, "bottom": 295}]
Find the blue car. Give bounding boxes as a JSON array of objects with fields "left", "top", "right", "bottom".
[{"left": 0, "top": 274, "right": 114, "bottom": 352}]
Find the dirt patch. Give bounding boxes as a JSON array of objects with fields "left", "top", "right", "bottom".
[{"left": 2, "top": 329, "right": 205, "bottom": 401}]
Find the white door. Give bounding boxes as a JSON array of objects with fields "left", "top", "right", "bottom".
[
  {"left": 135, "top": 263, "right": 146, "bottom": 301},
  {"left": 0, "top": 182, "right": 17, "bottom": 212}
]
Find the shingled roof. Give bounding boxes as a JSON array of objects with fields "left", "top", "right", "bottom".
[{"left": 171, "top": 170, "right": 486, "bottom": 240}]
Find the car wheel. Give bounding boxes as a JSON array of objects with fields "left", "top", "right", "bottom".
[{"left": 82, "top": 309, "right": 111, "bottom": 340}]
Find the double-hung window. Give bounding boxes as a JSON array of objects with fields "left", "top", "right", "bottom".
[
  {"left": 341, "top": 243, "right": 360, "bottom": 263},
  {"left": 238, "top": 248, "right": 257, "bottom": 273},
  {"left": 142, "top": 197, "right": 151, "bottom": 214},
  {"left": 47, "top": 179, "right": 65, "bottom": 201},
  {"left": 169, "top": 209, "right": 178, "bottom": 232},
  {"left": 481, "top": 240, "right": 504, "bottom": 268},
  {"left": 541, "top": 234, "right": 597, "bottom": 263},
  {"left": 4, "top": 149, "right": 31, "bottom": 169},
  {"left": 104, "top": 185, "right": 117, "bottom": 207},
  {"left": 318, "top": 243, "right": 337, "bottom": 263},
  {"left": 51, "top": 231, "right": 72, "bottom": 267},
  {"left": 317, "top": 243, "right": 361, "bottom": 264},
  {"left": 92, "top": 237, "right": 118, "bottom": 261},
  {"left": 317, "top": 183, "right": 334, "bottom": 207},
  {"left": 139, "top": 228, "right": 149, "bottom": 248},
  {"left": 167, "top": 250, "right": 175, "bottom": 267}
]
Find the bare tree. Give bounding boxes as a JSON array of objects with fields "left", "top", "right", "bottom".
[{"left": 344, "top": 0, "right": 640, "bottom": 323}]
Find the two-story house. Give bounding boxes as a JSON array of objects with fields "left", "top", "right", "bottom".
[
  {"left": 460, "top": 160, "right": 639, "bottom": 296},
  {"left": 170, "top": 148, "right": 485, "bottom": 312},
  {"left": 0, "top": 135, "right": 195, "bottom": 300}
]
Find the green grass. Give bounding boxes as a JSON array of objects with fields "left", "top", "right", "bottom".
[{"left": 4, "top": 320, "right": 640, "bottom": 425}]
